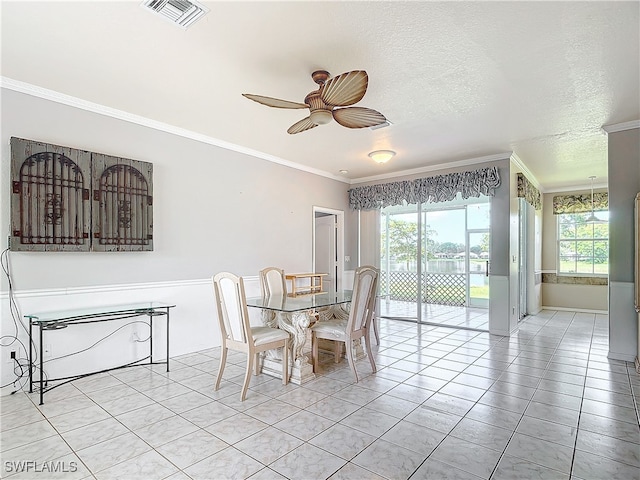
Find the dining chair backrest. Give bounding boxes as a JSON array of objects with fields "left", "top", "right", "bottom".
[
  {"left": 259, "top": 267, "right": 287, "bottom": 297},
  {"left": 213, "top": 272, "right": 252, "bottom": 347},
  {"left": 346, "top": 265, "right": 379, "bottom": 335}
]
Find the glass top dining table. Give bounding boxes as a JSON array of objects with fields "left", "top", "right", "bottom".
[
  {"left": 245, "top": 290, "right": 352, "bottom": 312},
  {"left": 245, "top": 290, "right": 353, "bottom": 385}
]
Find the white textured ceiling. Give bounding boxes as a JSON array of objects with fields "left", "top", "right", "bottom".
[{"left": 1, "top": 1, "right": 638, "bottom": 191}]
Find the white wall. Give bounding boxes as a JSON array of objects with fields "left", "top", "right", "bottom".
[
  {"left": 527, "top": 200, "right": 543, "bottom": 315},
  {"left": 606, "top": 126, "right": 640, "bottom": 362},
  {"left": 0, "top": 88, "right": 354, "bottom": 388}
]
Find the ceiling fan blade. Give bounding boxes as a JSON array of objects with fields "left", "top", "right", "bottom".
[
  {"left": 320, "top": 70, "right": 368, "bottom": 107},
  {"left": 332, "top": 107, "right": 387, "bottom": 129},
  {"left": 287, "top": 116, "right": 318, "bottom": 134},
  {"left": 242, "top": 94, "right": 308, "bottom": 109}
]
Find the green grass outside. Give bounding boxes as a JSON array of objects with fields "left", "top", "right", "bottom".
[{"left": 559, "top": 261, "right": 608, "bottom": 275}]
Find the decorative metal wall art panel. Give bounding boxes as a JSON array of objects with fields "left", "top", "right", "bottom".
[
  {"left": 91, "top": 153, "right": 153, "bottom": 252},
  {"left": 10, "top": 138, "right": 91, "bottom": 251},
  {"left": 10, "top": 138, "right": 153, "bottom": 252}
]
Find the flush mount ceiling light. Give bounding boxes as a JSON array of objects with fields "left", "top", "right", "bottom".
[
  {"left": 585, "top": 175, "right": 605, "bottom": 223},
  {"left": 368, "top": 150, "right": 395, "bottom": 164}
]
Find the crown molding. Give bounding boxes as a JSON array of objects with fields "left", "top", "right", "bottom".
[
  {"left": 349, "top": 152, "right": 512, "bottom": 185},
  {"left": 0, "top": 76, "right": 351, "bottom": 184},
  {"left": 601, "top": 120, "right": 640, "bottom": 134},
  {"left": 510, "top": 152, "right": 543, "bottom": 192}
]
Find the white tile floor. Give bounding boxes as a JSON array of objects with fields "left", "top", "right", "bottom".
[{"left": 1, "top": 309, "right": 639, "bottom": 480}]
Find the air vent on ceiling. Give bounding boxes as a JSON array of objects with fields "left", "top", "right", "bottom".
[{"left": 141, "top": 0, "right": 209, "bottom": 29}]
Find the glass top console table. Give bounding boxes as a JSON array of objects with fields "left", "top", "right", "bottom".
[{"left": 25, "top": 302, "right": 175, "bottom": 405}]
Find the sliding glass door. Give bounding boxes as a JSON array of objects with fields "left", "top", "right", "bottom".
[
  {"left": 379, "top": 195, "right": 491, "bottom": 325},
  {"left": 380, "top": 206, "right": 421, "bottom": 320}
]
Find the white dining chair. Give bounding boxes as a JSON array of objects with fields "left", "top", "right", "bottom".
[
  {"left": 259, "top": 267, "right": 287, "bottom": 297},
  {"left": 213, "top": 272, "right": 290, "bottom": 401},
  {"left": 310, "top": 265, "right": 379, "bottom": 382},
  {"left": 372, "top": 304, "right": 380, "bottom": 345}
]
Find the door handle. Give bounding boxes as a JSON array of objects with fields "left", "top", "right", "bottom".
[{"left": 486, "top": 261, "right": 490, "bottom": 277}]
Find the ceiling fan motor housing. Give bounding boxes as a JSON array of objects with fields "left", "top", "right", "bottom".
[{"left": 305, "top": 91, "right": 333, "bottom": 125}]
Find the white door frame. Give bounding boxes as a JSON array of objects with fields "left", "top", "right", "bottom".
[
  {"left": 467, "top": 228, "right": 490, "bottom": 308},
  {"left": 312, "top": 206, "right": 344, "bottom": 292}
]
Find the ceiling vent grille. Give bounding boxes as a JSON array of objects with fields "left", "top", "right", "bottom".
[{"left": 141, "top": 0, "right": 209, "bottom": 29}]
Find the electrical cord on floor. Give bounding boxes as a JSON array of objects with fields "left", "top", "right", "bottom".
[
  {"left": 0, "top": 247, "right": 37, "bottom": 392},
  {"left": 1, "top": 357, "right": 33, "bottom": 394},
  {"left": 1, "top": 247, "right": 153, "bottom": 392}
]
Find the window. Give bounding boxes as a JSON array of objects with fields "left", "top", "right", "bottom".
[{"left": 557, "top": 212, "right": 609, "bottom": 275}]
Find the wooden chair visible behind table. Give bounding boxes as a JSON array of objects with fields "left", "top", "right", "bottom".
[
  {"left": 212, "top": 272, "right": 290, "bottom": 401},
  {"left": 310, "top": 265, "right": 379, "bottom": 382},
  {"left": 260, "top": 266, "right": 321, "bottom": 328}
]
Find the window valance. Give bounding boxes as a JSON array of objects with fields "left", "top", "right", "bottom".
[
  {"left": 348, "top": 166, "right": 501, "bottom": 210},
  {"left": 516, "top": 173, "right": 541, "bottom": 210},
  {"left": 553, "top": 192, "right": 608, "bottom": 214}
]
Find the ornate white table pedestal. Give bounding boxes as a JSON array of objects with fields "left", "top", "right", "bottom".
[
  {"left": 261, "top": 309, "right": 315, "bottom": 385},
  {"left": 259, "top": 301, "right": 363, "bottom": 384}
]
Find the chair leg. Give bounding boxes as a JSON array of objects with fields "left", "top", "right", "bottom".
[
  {"left": 281, "top": 339, "right": 288, "bottom": 385},
  {"left": 215, "top": 346, "right": 227, "bottom": 391},
  {"left": 241, "top": 352, "right": 253, "bottom": 401},
  {"left": 254, "top": 352, "right": 260, "bottom": 376},
  {"left": 311, "top": 331, "right": 319, "bottom": 373},
  {"left": 364, "top": 329, "right": 377, "bottom": 374},
  {"left": 345, "top": 339, "right": 358, "bottom": 382},
  {"left": 333, "top": 340, "right": 341, "bottom": 363},
  {"left": 373, "top": 315, "right": 380, "bottom": 345}
]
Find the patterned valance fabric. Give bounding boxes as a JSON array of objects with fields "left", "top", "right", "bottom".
[
  {"left": 348, "top": 166, "right": 501, "bottom": 210},
  {"left": 553, "top": 192, "right": 608, "bottom": 214},
  {"left": 516, "top": 173, "right": 541, "bottom": 210}
]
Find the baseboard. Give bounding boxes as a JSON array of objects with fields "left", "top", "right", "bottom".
[
  {"left": 607, "top": 351, "right": 637, "bottom": 363},
  {"left": 541, "top": 306, "right": 608, "bottom": 315}
]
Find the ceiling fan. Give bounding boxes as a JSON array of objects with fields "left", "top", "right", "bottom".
[{"left": 242, "top": 70, "right": 387, "bottom": 134}]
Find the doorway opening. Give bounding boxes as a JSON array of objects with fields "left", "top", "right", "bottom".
[
  {"left": 379, "top": 195, "right": 490, "bottom": 331},
  {"left": 312, "top": 207, "right": 344, "bottom": 294}
]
